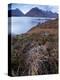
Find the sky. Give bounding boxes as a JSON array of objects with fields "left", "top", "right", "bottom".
[{"left": 8, "top": 3, "right": 58, "bottom": 14}]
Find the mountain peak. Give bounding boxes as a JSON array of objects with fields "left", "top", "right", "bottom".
[
  {"left": 29, "top": 7, "right": 41, "bottom": 12},
  {"left": 25, "top": 7, "right": 58, "bottom": 18},
  {"left": 32, "top": 7, "right": 40, "bottom": 10},
  {"left": 8, "top": 6, "right": 58, "bottom": 18},
  {"left": 8, "top": 8, "right": 24, "bottom": 17}
]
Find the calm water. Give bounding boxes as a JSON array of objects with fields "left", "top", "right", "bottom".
[{"left": 8, "top": 17, "right": 55, "bottom": 35}]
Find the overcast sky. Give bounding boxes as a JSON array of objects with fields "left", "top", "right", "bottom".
[{"left": 9, "top": 3, "right": 58, "bottom": 14}]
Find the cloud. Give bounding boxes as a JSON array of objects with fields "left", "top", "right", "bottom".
[{"left": 9, "top": 3, "right": 58, "bottom": 14}]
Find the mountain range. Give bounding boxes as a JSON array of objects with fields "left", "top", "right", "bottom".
[
  {"left": 8, "top": 8, "right": 24, "bottom": 17},
  {"left": 8, "top": 7, "right": 58, "bottom": 18}
]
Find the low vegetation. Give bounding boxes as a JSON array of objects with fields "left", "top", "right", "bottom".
[{"left": 11, "top": 19, "right": 58, "bottom": 76}]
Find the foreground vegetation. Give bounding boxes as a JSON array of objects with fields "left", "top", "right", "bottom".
[{"left": 11, "top": 19, "right": 58, "bottom": 76}]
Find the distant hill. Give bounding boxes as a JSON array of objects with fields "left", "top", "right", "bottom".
[
  {"left": 25, "top": 7, "right": 58, "bottom": 18},
  {"left": 8, "top": 8, "right": 24, "bottom": 17},
  {"left": 27, "top": 19, "right": 58, "bottom": 35}
]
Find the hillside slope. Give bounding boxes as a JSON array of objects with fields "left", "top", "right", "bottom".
[
  {"left": 11, "top": 19, "right": 58, "bottom": 76},
  {"left": 27, "top": 19, "right": 58, "bottom": 35}
]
